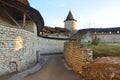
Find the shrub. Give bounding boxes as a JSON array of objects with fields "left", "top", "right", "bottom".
[{"left": 91, "top": 36, "right": 100, "bottom": 45}]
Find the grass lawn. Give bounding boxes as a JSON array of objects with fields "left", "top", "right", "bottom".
[{"left": 82, "top": 43, "right": 120, "bottom": 58}]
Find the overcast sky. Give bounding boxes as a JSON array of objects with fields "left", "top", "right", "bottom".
[{"left": 29, "top": 0, "right": 120, "bottom": 29}]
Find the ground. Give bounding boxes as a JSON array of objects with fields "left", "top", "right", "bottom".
[
  {"left": 83, "top": 57, "right": 120, "bottom": 80},
  {"left": 0, "top": 72, "right": 17, "bottom": 80},
  {"left": 82, "top": 43, "right": 120, "bottom": 57},
  {"left": 23, "top": 57, "right": 82, "bottom": 80},
  {"left": 1, "top": 54, "right": 120, "bottom": 80},
  {"left": 8, "top": 54, "right": 83, "bottom": 80}
]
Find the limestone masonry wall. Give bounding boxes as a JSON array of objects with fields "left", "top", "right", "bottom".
[
  {"left": 37, "top": 37, "right": 67, "bottom": 54},
  {"left": 65, "top": 20, "right": 77, "bottom": 33},
  {"left": 64, "top": 42, "right": 93, "bottom": 73},
  {"left": 0, "top": 24, "right": 37, "bottom": 75},
  {"left": 84, "top": 32, "right": 120, "bottom": 43},
  {"left": 95, "top": 34, "right": 120, "bottom": 43},
  {"left": 0, "top": 23, "right": 68, "bottom": 75}
]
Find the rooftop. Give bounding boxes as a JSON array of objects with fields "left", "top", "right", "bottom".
[
  {"left": 64, "top": 11, "right": 77, "bottom": 22},
  {"left": 0, "top": 0, "right": 44, "bottom": 35}
]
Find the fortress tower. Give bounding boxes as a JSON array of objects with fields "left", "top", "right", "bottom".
[{"left": 64, "top": 11, "right": 77, "bottom": 33}]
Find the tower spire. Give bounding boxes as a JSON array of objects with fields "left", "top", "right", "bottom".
[{"left": 64, "top": 10, "right": 76, "bottom": 22}]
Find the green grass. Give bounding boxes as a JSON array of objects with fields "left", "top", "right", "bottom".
[{"left": 82, "top": 43, "right": 120, "bottom": 58}]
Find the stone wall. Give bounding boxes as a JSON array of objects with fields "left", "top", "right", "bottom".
[
  {"left": 64, "top": 20, "right": 77, "bottom": 33},
  {"left": 64, "top": 41, "right": 93, "bottom": 73},
  {"left": 37, "top": 37, "right": 67, "bottom": 54},
  {"left": 83, "top": 32, "right": 120, "bottom": 43},
  {"left": 0, "top": 21, "right": 68, "bottom": 75},
  {"left": 0, "top": 24, "right": 37, "bottom": 75},
  {"left": 95, "top": 34, "right": 120, "bottom": 43}
]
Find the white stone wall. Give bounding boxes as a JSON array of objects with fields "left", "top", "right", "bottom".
[
  {"left": 83, "top": 32, "right": 120, "bottom": 43},
  {"left": 64, "top": 20, "right": 77, "bottom": 33},
  {"left": 0, "top": 24, "right": 37, "bottom": 75},
  {"left": 37, "top": 37, "right": 67, "bottom": 54},
  {"left": 95, "top": 34, "right": 120, "bottom": 43},
  {"left": 0, "top": 21, "right": 68, "bottom": 75}
]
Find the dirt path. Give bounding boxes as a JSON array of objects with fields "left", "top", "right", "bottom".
[
  {"left": 23, "top": 57, "right": 82, "bottom": 80},
  {"left": 9, "top": 55, "right": 82, "bottom": 80}
]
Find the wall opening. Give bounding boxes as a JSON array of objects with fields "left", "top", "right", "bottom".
[
  {"left": 9, "top": 61, "right": 18, "bottom": 73},
  {"left": 36, "top": 51, "right": 41, "bottom": 63}
]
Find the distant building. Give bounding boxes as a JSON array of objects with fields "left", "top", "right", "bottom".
[
  {"left": 40, "top": 11, "right": 77, "bottom": 37},
  {"left": 40, "top": 26, "right": 71, "bottom": 38},
  {"left": 75, "top": 28, "right": 120, "bottom": 43}
]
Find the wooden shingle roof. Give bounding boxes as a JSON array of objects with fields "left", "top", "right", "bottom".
[
  {"left": 0, "top": 0, "right": 44, "bottom": 35},
  {"left": 77, "top": 27, "right": 120, "bottom": 34}
]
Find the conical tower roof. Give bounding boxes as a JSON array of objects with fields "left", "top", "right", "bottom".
[{"left": 64, "top": 11, "right": 77, "bottom": 22}]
